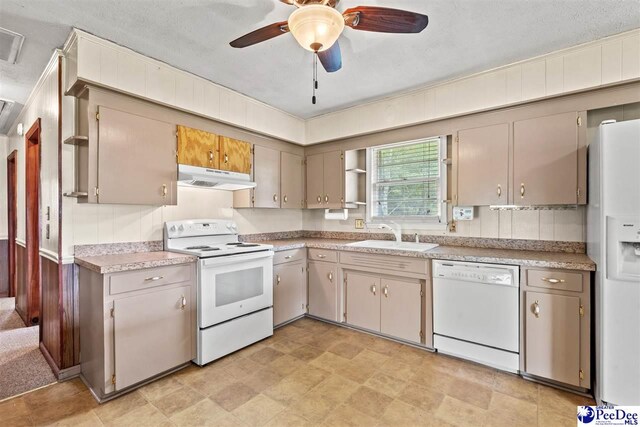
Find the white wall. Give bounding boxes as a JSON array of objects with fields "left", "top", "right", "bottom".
[
  {"left": 5, "top": 54, "right": 60, "bottom": 260},
  {"left": 65, "top": 186, "right": 303, "bottom": 257},
  {"left": 0, "top": 135, "right": 7, "bottom": 239},
  {"left": 303, "top": 206, "right": 586, "bottom": 242}
]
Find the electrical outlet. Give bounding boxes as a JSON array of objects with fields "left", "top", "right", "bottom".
[{"left": 354, "top": 219, "right": 365, "bottom": 229}]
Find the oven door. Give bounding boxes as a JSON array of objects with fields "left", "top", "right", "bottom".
[{"left": 198, "top": 251, "right": 273, "bottom": 328}]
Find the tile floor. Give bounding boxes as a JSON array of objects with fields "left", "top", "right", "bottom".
[{"left": 0, "top": 317, "right": 594, "bottom": 426}]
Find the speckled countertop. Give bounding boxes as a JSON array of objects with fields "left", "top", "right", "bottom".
[
  {"left": 252, "top": 238, "right": 596, "bottom": 271},
  {"left": 75, "top": 251, "right": 197, "bottom": 274}
]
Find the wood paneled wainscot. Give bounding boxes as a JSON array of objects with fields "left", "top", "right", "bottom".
[
  {"left": 79, "top": 263, "right": 196, "bottom": 401},
  {"left": 521, "top": 267, "right": 591, "bottom": 389},
  {"left": 273, "top": 249, "right": 307, "bottom": 326}
]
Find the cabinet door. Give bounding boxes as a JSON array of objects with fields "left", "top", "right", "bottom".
[
  {"left": 345, "top": 272, "right": 380, "bottom": 332},
  {"left": 306, "top": 153, "right": 324, "bottom": 209},
  {"left": 323, "top": 150, "right": 344, "bottom": 208},
  {"left": 308, "top": 261, "right": 338, "bottom": 321},
  {"left": 253, "top": 145, "right": 280, "bottom": 208},
  {"left": 219, "top": 136, "right": 252, "bottom": 174},
  {"left": 274, "top": 262, "right": 305, "bottom": 326},
  {"left": 281, "top": 152, "right": 303, "bottom": 209},
  {"left": 525, "top": 291, "right": 581, "bottom": 386},
  {"left": 97, "top": 106, "right": 177, "bottom": 205},
  {"left": 457, "top": 123, "right": 509, "bottom": 205},
  {"left": 514, "top": 112, "right": 578, "bottom": 205},
  {"left": 113, "top": 285, "right": 191, "bottom": 391},
  {"left": 177, "top": 125, "right": 218, "bottom": 169},
  {"left": 381, "top": 278, "right": 422, "bottom": 344}
]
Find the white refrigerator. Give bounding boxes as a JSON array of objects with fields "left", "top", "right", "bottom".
[{"left": 587, "top": 119, "right": 640, "bottom": 406}]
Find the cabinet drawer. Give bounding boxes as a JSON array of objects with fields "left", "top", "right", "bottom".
[
  {"left": 527, "top": 269, "right": 583, "bottom": 292},
  {"left": 308, "top": 248, "right": 338, "bottom": 263},
  {"left": 340, "top": 252, "right": 428, "bottom": 275},
  {"left": 274, "top": 249, "right": 306, "bottom": 265},
  {"left": 109, "top": 264, "right": 192, "bottom": 295}
]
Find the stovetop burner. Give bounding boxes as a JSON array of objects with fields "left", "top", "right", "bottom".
[
  {"left": 226, "top": 243, "right": 260, "bottom": 248},
  {"left": 200, "top": 248, "right": 221, "bottom": 252},
  {"left": 186, "top": 245, "right": 212, "bottom": 250}
]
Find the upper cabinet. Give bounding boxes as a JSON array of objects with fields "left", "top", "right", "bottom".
[
  {"left": 177, "top": 125, "right": 218, "bottom": 169},
  {"left": 234, "top": 146, "right": 304, "bottom": 209},
  {"left": 454, "top": 111, "right": 586, "bottom": 206},
  {"left": 281, "top": 152, "right": 304, "bottom": 209},
  {"left": 218, "top": 136, "right": 252, "bottom": 174},
  {"left": 306, "top": 150, "right": 344, "bottom": 209},
  {"left": 456, "top": 123, "right": 509, "bottom": 206},
  {"left": 513, "top": 112, "right": 585, "bottom": 205}
]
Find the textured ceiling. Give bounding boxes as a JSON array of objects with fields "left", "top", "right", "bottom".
[{"left": 1, "top": 0, "right": 639, "bottom": 119}]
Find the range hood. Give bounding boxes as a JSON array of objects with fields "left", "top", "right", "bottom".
[{"left": 178, "top": 164, "right": 256, "bottom": 191}]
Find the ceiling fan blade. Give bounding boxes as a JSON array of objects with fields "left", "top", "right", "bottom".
[
  {"left": 230, "top": 21, "right": 289, "bottom": 48},
  {"left": 343, "top": 6, "right": 428, "bottom": 33},
  {"left": 318, "top": 42, "right": 342, "bottom": 73}
]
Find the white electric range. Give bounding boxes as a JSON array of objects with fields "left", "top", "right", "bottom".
[{"left": 164, "top": 219, "right": 274, "bottom": 365}]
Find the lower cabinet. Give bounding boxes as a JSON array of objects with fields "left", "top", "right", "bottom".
[
  {"left": 273, "top": 257, "right": 306, "bottom": 326},
  {"left": 308, "top": 260, "right": 338, "bottom": 322},
  {"left": 345, "top": 271, "right": 423, "bottom": 344},
  {"left": 522, "top": 267, "right": 590, "bottom": 389},
  {"left": 79, "top": 262, "right": 196, "bottom": 401}
]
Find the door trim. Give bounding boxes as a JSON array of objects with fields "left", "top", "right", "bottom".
[
  {"left": 6, "top": 150, "right": 17, "bottom": 297},
  {"left": 25, "top": 118, "right": 42, "bottom": 326}
]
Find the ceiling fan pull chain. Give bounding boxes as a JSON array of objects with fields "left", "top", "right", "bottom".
[{"left": 312, "top": 52, "right": 318, "bottom": 104}]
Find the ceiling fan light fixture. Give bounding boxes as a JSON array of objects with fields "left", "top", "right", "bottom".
[{"left": 288, "top": 5, "right": 344, "bottom": 52}]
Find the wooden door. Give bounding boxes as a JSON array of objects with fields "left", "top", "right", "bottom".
[
  {"left": 308, "top": 261, "right": 337, "bottom": 321},
  {"left": 305, "top": 153, "right": 324, "bottom": 209},
  {"left": 381, "top": 278, "right": 422, "bottom": 344},
  {"left": 24, "top": 119, "right": 41, "bottom": 326},
  {"left": 177, "top": 125, "right": 218, "bottom": 169},
  {"left": 253, "top": 145, "right": 280, "bottom": 208},
  {"left": 323, "top": 151, "right": 343, "bottom": 208},
  {"left": 514, "top": 112, "right": 579, "bottom": 205},
  {"left": 525, "top": 291, "right": 581, "bottom": 386},
  {"left": 97, "top": 106, "right": 177, "bottom": 205},
  {"left": 274, "top": 262, "right": 305, "bottom": 326},
  {"left": 281, "top": 152, "right": 303, "bottom": 209},
  {"left": 113, "top": 285, "right": 191, "bottom": 391},
  {"left": 457, "top": 123, "right": 509, "bottom": 205},
  {"left": 345, "top": 272, "right": 380, "bottom": 332},
  {"left": 6, "top": 150, "right": 17, "bottom": 298},
  {"left": 219, "top": 136, "right": 251, "bottom": 174}
]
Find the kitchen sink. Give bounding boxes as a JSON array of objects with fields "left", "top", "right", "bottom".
[{"left": 345, "top": 240, "right": 439, "bottom": 252}]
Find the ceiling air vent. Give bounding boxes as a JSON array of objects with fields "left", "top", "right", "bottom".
[
  {"left": 0, "top": 27, "right": 25, "bottom": 64},
  {"left": 0, "top": 98, "right": 23, "bottom": 135}
]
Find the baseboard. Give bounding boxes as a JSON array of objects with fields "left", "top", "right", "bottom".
[
  {"left": 39, "top": 342, "right": 60, "bottom": 378},
  {"left": 39, "top": 342, "right": 81, "bottom": 380}
]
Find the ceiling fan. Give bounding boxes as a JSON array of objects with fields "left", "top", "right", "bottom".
[{"left": 229, "top": 0, "right": 429, "bottom": 74}]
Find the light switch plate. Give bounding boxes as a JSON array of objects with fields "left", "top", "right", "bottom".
[
  {"left": 354, "top": 219, "right": 365, "bottom": 229},
  {"left": 453, "top": 206, "right": 474, "bottom": 221}
]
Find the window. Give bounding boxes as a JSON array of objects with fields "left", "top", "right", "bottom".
[{"left": 367, "top": 136, "right": 447, "bottom": 224}]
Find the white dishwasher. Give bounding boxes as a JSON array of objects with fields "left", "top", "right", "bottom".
[{"left": 432, "top": 260, "right": 520, "bottom": 372}]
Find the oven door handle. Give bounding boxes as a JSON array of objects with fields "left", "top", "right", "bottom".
[{"left": 200, "top": 250, "right": 274, "bottom": 267}]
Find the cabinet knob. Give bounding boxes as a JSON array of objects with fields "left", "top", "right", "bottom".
[
  {"left": 324, "top": 195, "right": 329, "bottom": 203},
  {"left": 283, "top": 195, "right": 288, "bottom": 203},
  {"left": 144, "top": 276, "right": 164, "bottom": 282},
  {"left": 180, "top": 296, "right": 187, "bottom": 310},
  {"left": 317, "top": 254, "right": 326, "bottom": 259},
  {"left": 541, "top": 277, "right": 565, "bottom": 284},
  {"left": 532, "top": 300, "right": 540, "bottom": 317},
  {"left": 317, "top": 196, "right": 322, "bottom": 203},
  {"left": 162, "top": 184, "right": 167, "bottom": 197},
  {"left": 276, "top": 275, "right": 281, "bottom": 285},
  {"left": 371, "top": 284, "right": 376, "bottom": 296},
  {"left": 273, "top": 194, "right": 278, "bottom": 202},
  {"left": 383, "top": 286, "right": 389, "bottom": 298},
  {"left": 209, "top": 150, "right": 214, "bottom": 163},
  {"left": 497, "top": 185, "right": 501, "bottom": 198},
  {"left": 284, "top": 255, "right": 293, "bottom": 259},
  {"left": 520, "top": 183, "right": 525, "bottom": 198},
  {"left": 224, "top": 153, "right": 229, "bottom": 163},
  {"left": 328, "top": 272, "right": 333, "bottom": 282}
]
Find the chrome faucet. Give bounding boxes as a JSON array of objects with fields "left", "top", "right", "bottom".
[{"left": 379, "top": 222, "right": 402, "bottom": 242}]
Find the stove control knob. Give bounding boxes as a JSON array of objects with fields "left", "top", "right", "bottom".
[
  {"left": 178, "top": 225, "right": 184, "bottom": 231},
  {"left": 170, "top": 225, "right": 176, "bottom": 232}
]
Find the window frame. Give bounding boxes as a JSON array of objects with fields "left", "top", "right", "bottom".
[{"left": 366, "top": 136, "right": 448, "bottom": 228}]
